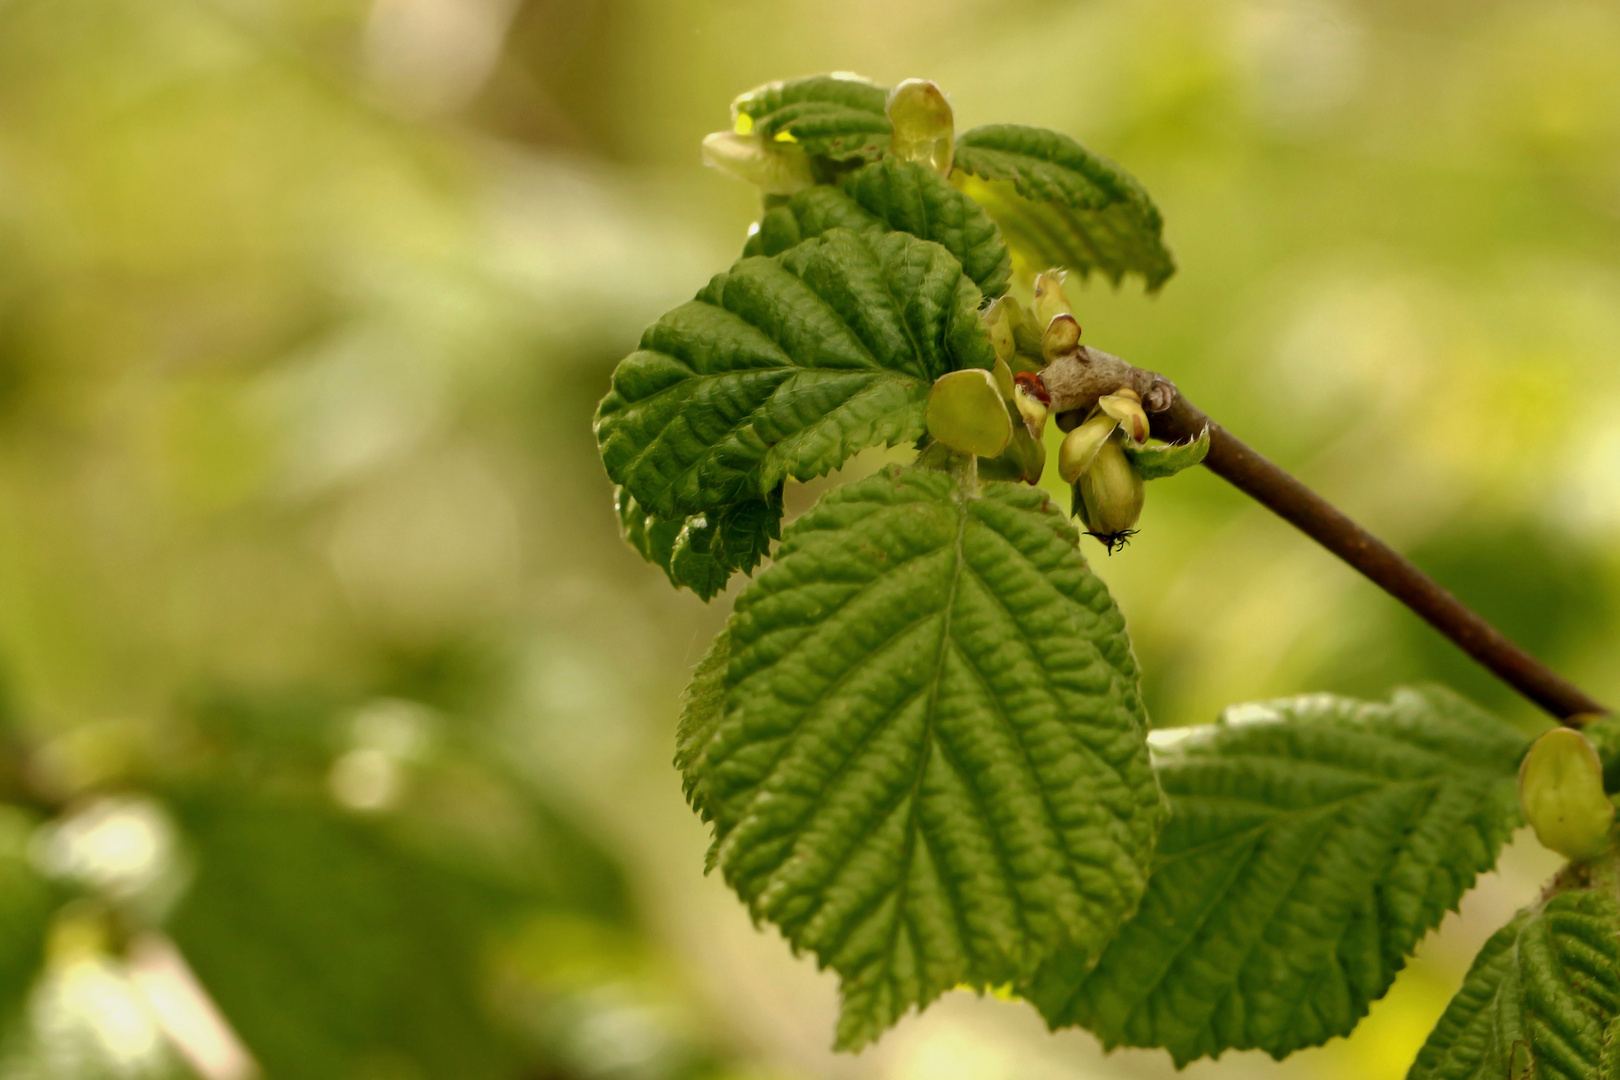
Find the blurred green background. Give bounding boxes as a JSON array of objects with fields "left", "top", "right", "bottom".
[{"left": 0, "top": 0, "right": 1616, "bottom": 1077}]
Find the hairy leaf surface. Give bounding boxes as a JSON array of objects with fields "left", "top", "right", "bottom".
[
  {"left": 746, "top": 159, "right": 1012, "bottom": 298},
  {"left": 1030, "top": 688, "right": 1527, "bottom": 1065},
  {"left": 1408, "top": 869, "right": 1620, "bottom": 1080},
  {"left": 952, "top": 124, "right": 1175, "bottom": 291},
  {"left": 733, "top": 74, "right": 891, "bottom": 162},
  {"left": 596, "top": 228, "right": 994, "bottom": 521},
  {"left": 696, "top": 465, "right": 1163, "bottom": 1050}
]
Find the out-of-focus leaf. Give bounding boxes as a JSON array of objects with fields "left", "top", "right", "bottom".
[
  {"left": 0, "top": 809, "right": 53, "bottom": 1024},
  {"left": 732, "top": 74, "right": 891, "bottom": 163},
  {"left": 165, "top": 792, "right": 520, "bottom": 1080},
  {"left": 952, "top": 124, "right": 1175, "bottom": 291}
]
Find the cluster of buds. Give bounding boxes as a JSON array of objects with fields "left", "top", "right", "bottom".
[
  {"left": 925, "top": 268, "right": 1206, "bottom": 554},
  {"left": 1057, "top": 388, "right": 1151, "bottom": 550},
  {"left": 924, "top": 350, "right": 1048, "bottom": 485},
  {"left": 924, "top": 277, "right": 1063, "bottom": 485}
]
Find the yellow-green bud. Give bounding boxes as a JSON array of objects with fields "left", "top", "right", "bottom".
[
  {"left": 1000, "top": 422, "right": 1047, "bottom": 484},
  {"left": 991, "top": 356, "right": 1017, "bottom": 402},
  {"left": 1519, "top": 728, "right": 1614, "bottom": 862},
  {"left": 1041, "top": 313, "right": 1081, "bottom": 361},
  {"left": 1058, "top": 414, "right": 1120, "bottom": 484},
  {"left": 1078, "top": 438, "right": 1145, "bottom": 536},
  {"left": 1097, "top": 391, "right": 1151, "bottom": 444},
  {"left": 1014, "top": 386, "right": 1048, "bottom": 437},
  {"left": 1033, "top": 269, "right": 1072, "bottom": 329},
  {"left": 886, "top": 79, "right": 954, "bottom": 175},
  {"left": 982, "top": 297, "right": 1019, "bottom": 363},
  {"left": 701, "top": 132, "right": 815, "bottom": 195},
  {"left": 927, "top": 369, "right": 1012, "bottom": 458}
]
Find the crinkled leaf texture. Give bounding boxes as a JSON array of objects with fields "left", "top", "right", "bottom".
[
  {"left": 1029, "top": 687, "right": 1528, "bottom": 1065},
  {"left": 952, "top": 124, "right": 1175, "bottom": 291},
  {"left": 676, "top": 627, "right": 728, "bottom": 821},
  {"left": 596, "top": 228, "right": 994, "bottom": 593},
  {"left": 746, "top": 159, "right": 1012, "bottom": 299},
  {"left": 733, "top": 74, "right": 891, "bottom": 163},
  {"left": 616, "top": 486, "right": 781, "bottom": 601},
  {"left": 1409, "top": 862, "right": 1620, "bottom": 1080},
  {"left": 688, "top": 465, "right": 1164, "bottom": 1050}
]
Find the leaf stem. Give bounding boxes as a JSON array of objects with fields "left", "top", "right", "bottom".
[
  {"left": 1148, "top": 389, "right": 1608, "bottom": 725},
  {"left": 952, "top": 450, "right": 980, "bottom": 498}
]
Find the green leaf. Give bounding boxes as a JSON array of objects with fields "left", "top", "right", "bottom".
[
  {"left": 952, "top": 124, "right": 1175, "bottom": 291},
  {"left": 1408, "top": 866, "right": 1620, "bottom": 1080},
  {"left": 1124, "top": 427, "right": 1210, "bottom": 481},
  {"left": 1029, "top": 687, "right": 1528, "bottom": 1065},
  {"left": 617, "top": 486, "right": 782, "bottom": 601},
  {"left": 1580, "top": 713, "right": 1620, "bottom": 792},
  {"left": 0, "top": 809, "right": 53, "bottom": 1024},
  {"left": 694, "top": 465, "right": 1163, "bottom": 1050},
  {"left": 746, "top": 159, "right": 1012, "bottom": 298},
  {"left": 596, "top": 227, "right": 995, "bottom": 522},
  {"left": 166, "top": 793, "right": 520, "bottom": 1080},
  {"left": 733, "top": 74, "right": 891, "bottom": 163},
  {"left": 675, "top": 629, "right": 729, "bottom": 823}
]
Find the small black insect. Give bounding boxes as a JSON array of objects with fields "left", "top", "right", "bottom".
[{"left": 1087, "top": 529, "right": 1138, "bottom": 555}]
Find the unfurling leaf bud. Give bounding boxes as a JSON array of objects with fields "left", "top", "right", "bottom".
[
  {"left": 1013, "top": 370, "right": 1049, "bottom": 405},
  {"left": 1033, "top": 270, "right": 1072, "bottom": 329},
  {"left": 1519, "top": 728, "right": 1614, "bottom": 862},
  {"left": 1077, "top": 439, "right": 1145, "bottom": 538},
  {"left": 701, "top": 132, "right": 815, "bottom": 194},
  {"left": 1000, "top": 422, "right": 1047, "bottom": 484},
  {"left": 1014, "top": 386, "right": 1048, "bottom": 437},
  {"left": 1058, "top": 414, "right": 1120, "bottom": 484},
  {"left": 1041, "top": 313, "right": 1081, "bottom": 361},
  {"left": 991, "top": 357, "right": 1017, "bottom": 402},
  {"left": 1097, "top": 391, "right": 1151, "bottom": 444},
  {"left": 981, "top": 297, "right": 1019, "bottom": 363},
  {"left": 886, "top": 79, "right": 954, "bottom": 175},
  {"left": 927, "top": 369, "right": 1012, "bottom": 458}
]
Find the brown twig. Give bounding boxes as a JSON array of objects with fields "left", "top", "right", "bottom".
[{"left": 1145, "top": 389, "right": 1607, "bottom": 725}]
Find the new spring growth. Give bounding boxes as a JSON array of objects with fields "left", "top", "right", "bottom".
[
  {"left": 926, "top": 368, "right": 1012, "bottom": 458},
  {"left": 1060, "top": 388, "right": 1150, "bottom": 547},
  {"left": 1097, "top": 388, "right": 1151, "bottom": 444},
  {"left": 1013, "top": 374, "right": 1048, "bottom": 435},
  {"left": 1078, "top": 439, "right": 1146, "bottom": 543},
  {"left": 887, "top": 79, "right": 954, "bottom": 175},
  {"left": 700, "top": 132, "right": 814, "bottom": 195},
  {"left": 1042, "top": 314, "right": 1082, "bottom": 362},
  {"left": 1058, "top": 414, "right": 1118, "bottom": 484},
  {"left": 991, "top": 359, "right": 1046, "bottom": 484},
  {"left": 1519, "top": 728, "right": 1615, "bottom": 862},
  {"left": 1033, "top": 269, "right": 1072, "bottom": 329},
  {"left": 982, "top": 296, "right": 1019, "bottom": 364}
]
